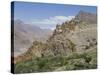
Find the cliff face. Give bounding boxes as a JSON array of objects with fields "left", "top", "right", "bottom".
[{"left": 14, "top": 11, "right": 97, "bottom": 64}]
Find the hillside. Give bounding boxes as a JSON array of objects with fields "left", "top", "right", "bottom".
[{"left": 14, "top": 11, "right": 97, "bottom": 73}]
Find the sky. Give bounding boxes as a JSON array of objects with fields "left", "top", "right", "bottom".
[{"left": 12, "top": 1, "right": 97, "bottom": 30}]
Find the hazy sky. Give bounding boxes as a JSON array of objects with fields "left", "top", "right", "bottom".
[{"left": 13, "top": 1, "right": 97, "bottom": 30}]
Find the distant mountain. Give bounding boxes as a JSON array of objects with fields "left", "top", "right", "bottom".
[
  {"left": 74, "top": 11, "right": 97, "bottom": 24},
  {"left": 14, "top": 20, "right": 52, "bottom": 57}
]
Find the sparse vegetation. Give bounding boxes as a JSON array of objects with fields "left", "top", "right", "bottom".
[{"left": 14, "top": 48, "right": 97, "bottom": 73}]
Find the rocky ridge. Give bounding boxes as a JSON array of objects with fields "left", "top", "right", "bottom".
[{"left": 14, "top": 11, "right": 97, "bottom": 64}]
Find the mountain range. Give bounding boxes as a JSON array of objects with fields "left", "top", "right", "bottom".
[
  {"left": 13, "top": 20, "right": 52, "bottom": 57},
  {"left": 13, "top": 11, "right": 97, "bottom": 64}
]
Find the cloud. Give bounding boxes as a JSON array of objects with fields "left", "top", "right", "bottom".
[{"left": 32, "top": 16, "right": 75, "bottom": 30}]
